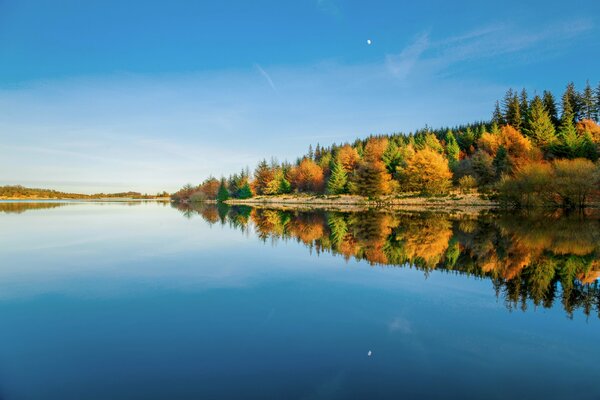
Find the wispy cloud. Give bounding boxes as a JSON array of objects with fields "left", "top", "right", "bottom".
[
  {"left": 254, "top": 63, "right": 278, "bottom": 93},
  {"left": 316, "top": 0, "right": 341, "bottom": 18},
  {"left": 385, "top": 18, "right": 594, "bottom": 81},
  {"left": 385, "top": 32, "right": 430, "bottom": 79}
]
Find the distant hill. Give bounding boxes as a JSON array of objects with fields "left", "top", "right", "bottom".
[{"left": 0, "top": 185, "right": 169, "bottom": 200}]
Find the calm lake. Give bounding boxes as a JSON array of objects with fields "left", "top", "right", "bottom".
[{"left": 1, "top": 201, "right": 599, "bottom": 399}]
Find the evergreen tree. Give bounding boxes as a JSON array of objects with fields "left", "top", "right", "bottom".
[
  {"left": 596, "top": 82, "right": 600, "bottom": 123},
  {"left": 580, "top": 131, "right": 598, "bottom": 161},
  {"left": 503, "top": 89, "right": 522, "bottom": 130},
  {"left": 238, "top": 182, "right": 253, "bottom": 199},
  {"left": 327, "top": 160, "right": 348, "bottom": 194},
  {"left": 525, "top": 95, "right": 557, "bottom": 149},
  {"left": 555, "top": 97, "right": 580, "bottom": 158},
  {"left": 492, "top": 146, "right": 510, "bottom": 179},
  {"left": 542, "top": 90, "right": 559, "bottom": 127},
  {"left": 581, "top": 81, "right": 597, "bottom": 121},
  {"left": 564, "top": 82, "right": 582, "bottom": 121},
  {"left": 492, "top": 101, "right": 504, "bottom": 125},
  {"left": 307, "top": 144, "right": 314, "bottom": 160},
  {"left": 217, "top": 179, "right": 229, "bottom": 202},
  {"left": 520, "top": 88, "right": 529, "bottom": 129},
  {"left": 445, "top": 130, "right": 460, "bottom": 168}
]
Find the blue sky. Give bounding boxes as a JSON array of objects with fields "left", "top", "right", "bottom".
[{"left": 1, "top": 0, "right": 599, "bottom": 193}]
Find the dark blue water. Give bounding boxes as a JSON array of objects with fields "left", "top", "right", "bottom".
[{"left": 0, "top": 201, "right": 598, "bottom": 399}]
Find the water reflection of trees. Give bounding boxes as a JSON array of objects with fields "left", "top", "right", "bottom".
[
  {"left": 173, "top": 203, "right": 600, "bottom": 318},
  {"left": 0, "top": 202, "right": 70, "bottom": 214}
]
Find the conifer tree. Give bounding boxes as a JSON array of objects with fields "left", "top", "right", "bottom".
[
  {"left": 445, "top": 130, "right": 460, "bottom": 168},
  {"left": 503, "top": 89, "right": 522, "bottom": 130},
  {"left": 564, "top": 82, "right": 582, "bottom": 121},
  {"left": 520, "top": 88, "right": 529, "bottom": 129},
  {"left": 492, "top": 101, "right": 504, "bottom": 126},
  {"left": 542, "top": 90, "right": 559, "bottom": 127},
  {"left": 327, "top": 160, "right": 348, "bottom": 194},
  {"left": 596, "top": 82, "right": 600, "bottom": 122},
  {"left": 580, "top": 131, "right": 598, "bottom": 161},
  {"left": 556, "top": 97, "right": 580, "bottom": 158},
  {"left": 217, "top": 179, "right": 229, "bottom": 202},
  {"left": 581, "top": 81, "right": 597, "bottom": 121},
  {"left": 238, "top": 182, "right": 253, "bottom": 199},
  {"left": 492, "top": 146, "right": 510, "bottom": 178},
  {"left": 525, "top": 95, "right": 557, "bottom": 149}
]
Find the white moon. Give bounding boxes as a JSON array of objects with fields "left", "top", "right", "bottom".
[{"left": 367, "top": 39, "right": 372, "bottom": 45}]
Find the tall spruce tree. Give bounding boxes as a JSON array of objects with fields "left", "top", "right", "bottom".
[
  {"left": 556, "top": 95, "right": 580, "bottom": 158},
  {"left": 492, "top": 100, "right": 504, "bottom": 125},
  {"left": 327, "top": 160, "right": 348, "bottom": 194},
  {"left": 519, "top": 88, "right": 529, "bottom": 129},
  {"left": 581, "top": 81, "right": 597, "bottom": 121},
  {"left": 525, "top": 95, "right": 557, "bottom": 149},
  {"left": 542, "top": 90, "right": 559, "bottom": 127},
  {"left": 445, "top": 130, "right": 460, "bottom": 168},
  {"left": 503, "top": 89, "right": 522, "bottom": 130},
  {"left": 217, "top": 179, "right": 229, "bottom": 202},
  {"left": 564, "top": 82, "right": 582, "bottom": 121}
]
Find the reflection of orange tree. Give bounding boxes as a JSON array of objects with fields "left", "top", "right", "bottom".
[{"left": 176, "top": 205, "right": 600, "bottom": 318}]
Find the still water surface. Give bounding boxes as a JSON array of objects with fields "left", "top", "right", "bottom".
[{"left": 0, "top": 201, "right": 599, "bottom": 399}]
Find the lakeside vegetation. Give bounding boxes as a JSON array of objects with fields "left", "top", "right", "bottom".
[
  {"left": 0, "top": 185, "right": 170, "bottom": 200},
  {"left": 176, "top": 203, "right": 600, "bottom": 318},
  {"left": 173, "top": 81, "right": 600, "bottom": 209}
]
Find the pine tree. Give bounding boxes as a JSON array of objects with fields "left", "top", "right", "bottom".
[
  {"left": 492, "top": 146, "right": 510, "bottom": 179},
  {"left": 596, "top": 82, "right": 600, "bottom": 123},
  {"left": 581, "top": 81, "right": 597, "bottom": 121},
  {"left": 520, "top": 88, "right": 529, "bottom": 129},
  {"left": 327, "top": 160, "right": 348, "bottom": 194},
  {"left": 492, "top": 100, "right": 504, "bottom": 125},
  {"left": 238, "top": 182, "right": 253, "bottom": 199},
  {"left": 307, "top": 144, "right": 314, "bottom": 160},
  {"left": 556, "top": 96, "right": 580, "bottom": 158},
  {"left": 445, "top": 129, "right": 460, "bottom": 168},
  {"left": 525, "top": 95, "right": 557, "bottom": 149},
  {"left": 503, "top": 89, "right": 521, "bottom": 130},
  {"left": 580, "top": 131, "right": 598, "bottom": 161},
  {"left": 217, "top": 179, "right": 229, "bottom": 202},
  {"left": 564, "top": 82, "right": 582, "bottom": 121},
  {"left": 542, "top": 90, "right": 559, "bottom": 127}
]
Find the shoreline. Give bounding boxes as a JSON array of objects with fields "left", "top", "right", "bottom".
[{"left": 221, "top": 193, "right": 498, "bottom": 213}]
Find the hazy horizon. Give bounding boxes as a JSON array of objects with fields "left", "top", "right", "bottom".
[{"left": 1, "top": 0, "right": 599, "bottom": 193}]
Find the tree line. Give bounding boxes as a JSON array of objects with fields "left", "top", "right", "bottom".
[{"left": 172, "top": 80, "right": 600, "bottom": 208}]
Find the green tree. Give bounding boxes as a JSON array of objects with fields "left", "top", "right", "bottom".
[
  {"left": 327, "top": 160, "right": 348, "bottom": 194},
  {"left": 503, "top": 89, "right": 522, "bottom": 130},
  {"left": 493, "top": 145, "right": 510, "bottom": 178},
  {"left": 581, "top": 80, "right": 597, "bottom": 121},
  {"left": 520, "top": 88, "right": 529, "bottom": 129},
  {"left": 238, "top": 182, "right": 253, "bottom": 199},
  {"left": 542, "top": 90, "right": 559, "bottom": 127},
  {"left": 525, "top": 95, "right": 557, "bottom": 149},
  {"left": 555, "top": 93, "right": 580, "bottom": 158},
  {"left": 564, "top": 82, "right": 582, "bottom": 121},
  {"left": 217, "top": 179, "right": 229, "bottom": 202},
  {"left": 445, "top": 129, "right": 460, "bottom": 168},
  {"left": 492, "top": 101, "right": 504, "bottom": 125}
]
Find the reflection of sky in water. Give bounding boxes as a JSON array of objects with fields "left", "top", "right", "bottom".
[{"left": 0, "top": 202, "right": 599, "bottom": 400}]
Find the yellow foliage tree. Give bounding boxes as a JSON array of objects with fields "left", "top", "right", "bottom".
[{"left": 403, "top": 147, "right": 452, "bottom": 194}]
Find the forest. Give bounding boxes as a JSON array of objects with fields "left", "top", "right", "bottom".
[{"left": 172, "top": 81, "right": 600, "bottom": 209}]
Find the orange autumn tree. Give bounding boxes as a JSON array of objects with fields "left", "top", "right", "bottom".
[
  {"left": 352, "top": 137, "right": 394, "bottom": 198},
  {"left": 403, "top": 147, "right": 452, "bottom": 194},
  {"left": 478, "top": 125, "right": 539, "bottom": 171},
  {"left": 337, "top": 144, "right": 361, "bottom": 173},
  {"left": 288, "top": 158, "right": 325, "bottom": 193}
]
